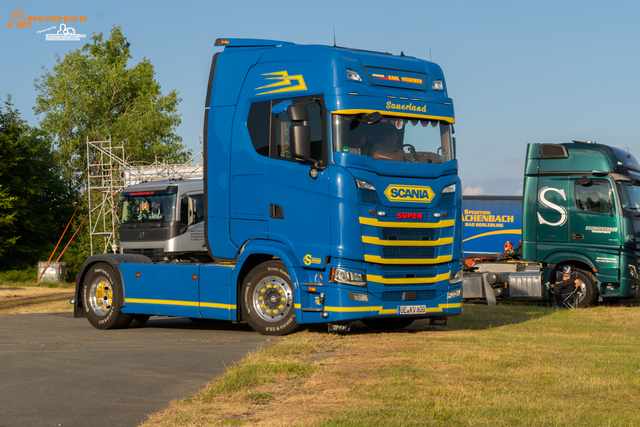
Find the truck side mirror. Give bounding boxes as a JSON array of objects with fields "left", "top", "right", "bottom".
[
  {"left": 576, "top": 176, "right": 592, "bottom": 186},
  {"left": 361, "top": 111, "right": 382, "bottom": 125},
  {"left": 290, "top": 125, "right": 311, "bottom": 159},
  {"left": 287, "top": 104, "right": 309, "bottom": 122},
  {"left": 180, "top": 196, "right": 198, "bottom": 229}
]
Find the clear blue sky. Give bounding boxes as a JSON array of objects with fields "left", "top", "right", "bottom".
[{"left": 3, "top": 0, "right": 639, "bottom": 195}]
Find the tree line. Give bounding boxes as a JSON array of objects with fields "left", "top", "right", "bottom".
[{"left": 0, "top": 26, "right": 191, "bottom": 274}]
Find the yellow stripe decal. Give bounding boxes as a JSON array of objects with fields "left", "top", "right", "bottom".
[
  {"left": 359, "top": 217, "right": 455, "bottom": 229},
  {"left": 200, "top": 302, "right": 236, "bottom": 309},
  {"left": 294, "top": 303, "right": 301, "bottom": 309},
  {"left": 367, "top": 272, "right": 450, "bottom": 284},
  {"left": 126, "top": 298, "right": 199, "bottom": 307},
  {"left": 462, "top": 229, "right": 522, "bottom": 243},
  {"left": 126, "top": 298, "right": 235, "bottom": 309},
  {"left": 324, "top": 302, "right": 462, "bottom": 315},
  {"left": 331, "top": 109, "right": 455, "bottom": 124},
  {"left": 362, "top": 236, "right": 453, "bottom": 247},
  {"left": 364, "top": 255, "right": 453, "bottom": 265}
]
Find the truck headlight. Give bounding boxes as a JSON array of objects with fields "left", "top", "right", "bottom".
[
  {"left": 355, "top": 179, "right": 376, "bottom": 191},
  {"left": 441, "top": 184, "right": 455, "bottom": 194},
  {"left": 629, "top": 265, "right": 638, "bottom": 279},
  {"left": 447, "top": 289, "right": 461, "bottom": 299},
  {"left": 449, "top": 270, "right": 462, "bottom": 285},
  {"left": 330, "top": 267, "right": 367, "bottom": 287}
]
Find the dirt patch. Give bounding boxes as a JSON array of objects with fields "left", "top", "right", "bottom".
[
  {"left": 0, "top": 285, "right": 73, "bottom": 300},
  {"left": 0, "top": 286, "right": 74, "bottom": 314}
]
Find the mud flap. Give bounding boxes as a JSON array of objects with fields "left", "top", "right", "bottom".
[{"left": 483, "top": 272, "right": 497, "bottom": 306}]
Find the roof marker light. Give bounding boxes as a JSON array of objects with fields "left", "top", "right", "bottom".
[{"left": 346, "top": 69, "right": 362, "bottom": 82}]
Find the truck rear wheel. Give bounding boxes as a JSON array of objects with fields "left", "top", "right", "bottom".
[
  {"left": 82, "top": 263, "right": 133, "bottom": 330},
  {"left": 362, "top": 317, "right": 415, "bottom": 330},
  {"left": 575, "top": 269, "right": 598, "bottom": 308},
  {"left": 241, "top": 260, "right": 298, "bottom": 336}
]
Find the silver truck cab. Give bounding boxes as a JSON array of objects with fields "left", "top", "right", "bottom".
[{"left": 119, "top": 179, "right": 206, "bottom": 261}]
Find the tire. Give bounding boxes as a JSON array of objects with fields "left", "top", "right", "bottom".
[
  {"left": 574, "top": 269, "right": 598, "bottom": 308},
  {"left": 362, "top": 317, "right": 415, "bottom": 330},
  {"left": 128, "top": 314, "right": 150, "bottom": 328},
  {"left": 82, "top": 263, "right": 133, "bottom": 330},
  {"left": 241, "top": 260, "right": 298, "bottom": 336}
]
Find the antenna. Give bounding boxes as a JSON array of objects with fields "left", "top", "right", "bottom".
[
  {"left": 627, "top": 143, "right": 632, "bottom": 158},
  {"left": 333, "top": 28, "right": 336, "bottom": 47},
  {"left": 430, "top": 47, "right": 432, "bottom": 61}
]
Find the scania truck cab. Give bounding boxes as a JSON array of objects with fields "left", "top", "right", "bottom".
[
  {"left": 463, "top": 141, "right": 640, "bottom": 307},
  {"left": 74, "top": 38, "right": 463, "bottom": 335},
  {"left": 119, "top": 179, "right": 206, "bottom": 261}
]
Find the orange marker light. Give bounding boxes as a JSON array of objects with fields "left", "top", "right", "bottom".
[
  {"left": 192, "top": 275, "right": 198, "bottom": 280},
  {"left": 135, "top": 273, "right": 141, "bottom": 278},
  {"left": 220, "top": 40, "right": 229, "bottom": 45},
  {"left": 308, "top": 286, "right": 317, "bottom": 293}
]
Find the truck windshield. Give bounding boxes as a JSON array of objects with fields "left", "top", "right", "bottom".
[
  {"left": 121, "top": 193, "right": 177, "bottom": 223},
  {"left": 332, "top": 114, "right": 454, "bottom": 163},
  {"left": 618, "top": 182, "right": 640, "bottom": 211}
]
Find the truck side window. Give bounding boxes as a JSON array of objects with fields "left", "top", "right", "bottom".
[
  {"left": 247, "top": 101, "right": 271, "bottom": 157},
  {"left": 275, "top": 100, "right": 324, "bottom": 165},
  {"left": 575, "top": 181, "right": 614, "bottom": 213}
]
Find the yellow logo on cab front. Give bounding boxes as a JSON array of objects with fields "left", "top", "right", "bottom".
[{"left": 384, "top": 185, "right": 435, "bottom": 203}]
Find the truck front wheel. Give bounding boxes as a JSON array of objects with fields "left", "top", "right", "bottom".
[
  {"left": 575, "top": 269, "right": 598, "bottom": 308},
  {"left": 241, "top": 260, "right": 298, "bottom": 336},
  {"left": 82, "top": 263, "right": 133, "bottom": 329}
]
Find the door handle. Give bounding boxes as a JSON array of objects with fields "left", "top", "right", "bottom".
[
  {"left": 571, "top": 233, "right": 584, "bottom": 240},
  {"left": 270, "top": 204, "right": 284, "bottom": 219}
]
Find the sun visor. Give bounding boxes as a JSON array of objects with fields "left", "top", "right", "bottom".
[{"left": 364, "top": 66, "right": 427, "bottom": 91}]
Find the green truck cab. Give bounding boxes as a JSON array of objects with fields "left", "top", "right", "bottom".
[{"left": 463, "top": 141, "right": 640, "bottom": 306}]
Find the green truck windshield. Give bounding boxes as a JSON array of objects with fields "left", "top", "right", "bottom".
[
  {"left": 332, "top": 114, "right": 454, "bottom": 164},
  {"left": 618, "top": 182, "right": 640, "bottom": 211},
  {"left": 122, "top": 194, "right": 177, "bottom": 223}
]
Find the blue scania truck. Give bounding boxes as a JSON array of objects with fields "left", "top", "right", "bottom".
[{"left": 73, "top": 38, "right": 463, "bottom": 335}]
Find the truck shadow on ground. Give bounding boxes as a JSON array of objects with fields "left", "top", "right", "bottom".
[
  {"left": 302, "top": 303, "right": 560, "bottom": 335},
  {"left": 138, "top": 316, "right": 256, "bottom": 333}
]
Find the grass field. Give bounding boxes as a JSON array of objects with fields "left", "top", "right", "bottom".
[{"left": 142, "top": 304, "right": 640, "bottom": 427}]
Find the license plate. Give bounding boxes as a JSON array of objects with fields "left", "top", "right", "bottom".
[{"left": 399, "top": 305, "right": 427, "bottom": 315}]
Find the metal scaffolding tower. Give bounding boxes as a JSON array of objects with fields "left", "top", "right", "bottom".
[{"left": 86, "top": 138, "right": 203, "bottom": 255}]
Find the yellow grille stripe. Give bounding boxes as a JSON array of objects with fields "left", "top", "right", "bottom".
[
  {"left": 362, "top": 236, "right": 453, "bottom": 247},
  {"left": 364, "top": 255, "right": 453, "bottom": 265},
  {"left": 359, "top": 217, "right": 455, "bottom": 228},
  {"left": 331, "top": 109, "right": 455, "bottom": 124},
  {"left": 367, "top": 272, "right": 450, "bottom": 284}
]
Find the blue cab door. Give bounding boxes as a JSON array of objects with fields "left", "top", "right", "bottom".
[{"left": 267, "top": 97, "right": 331, "bottom": 268}]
